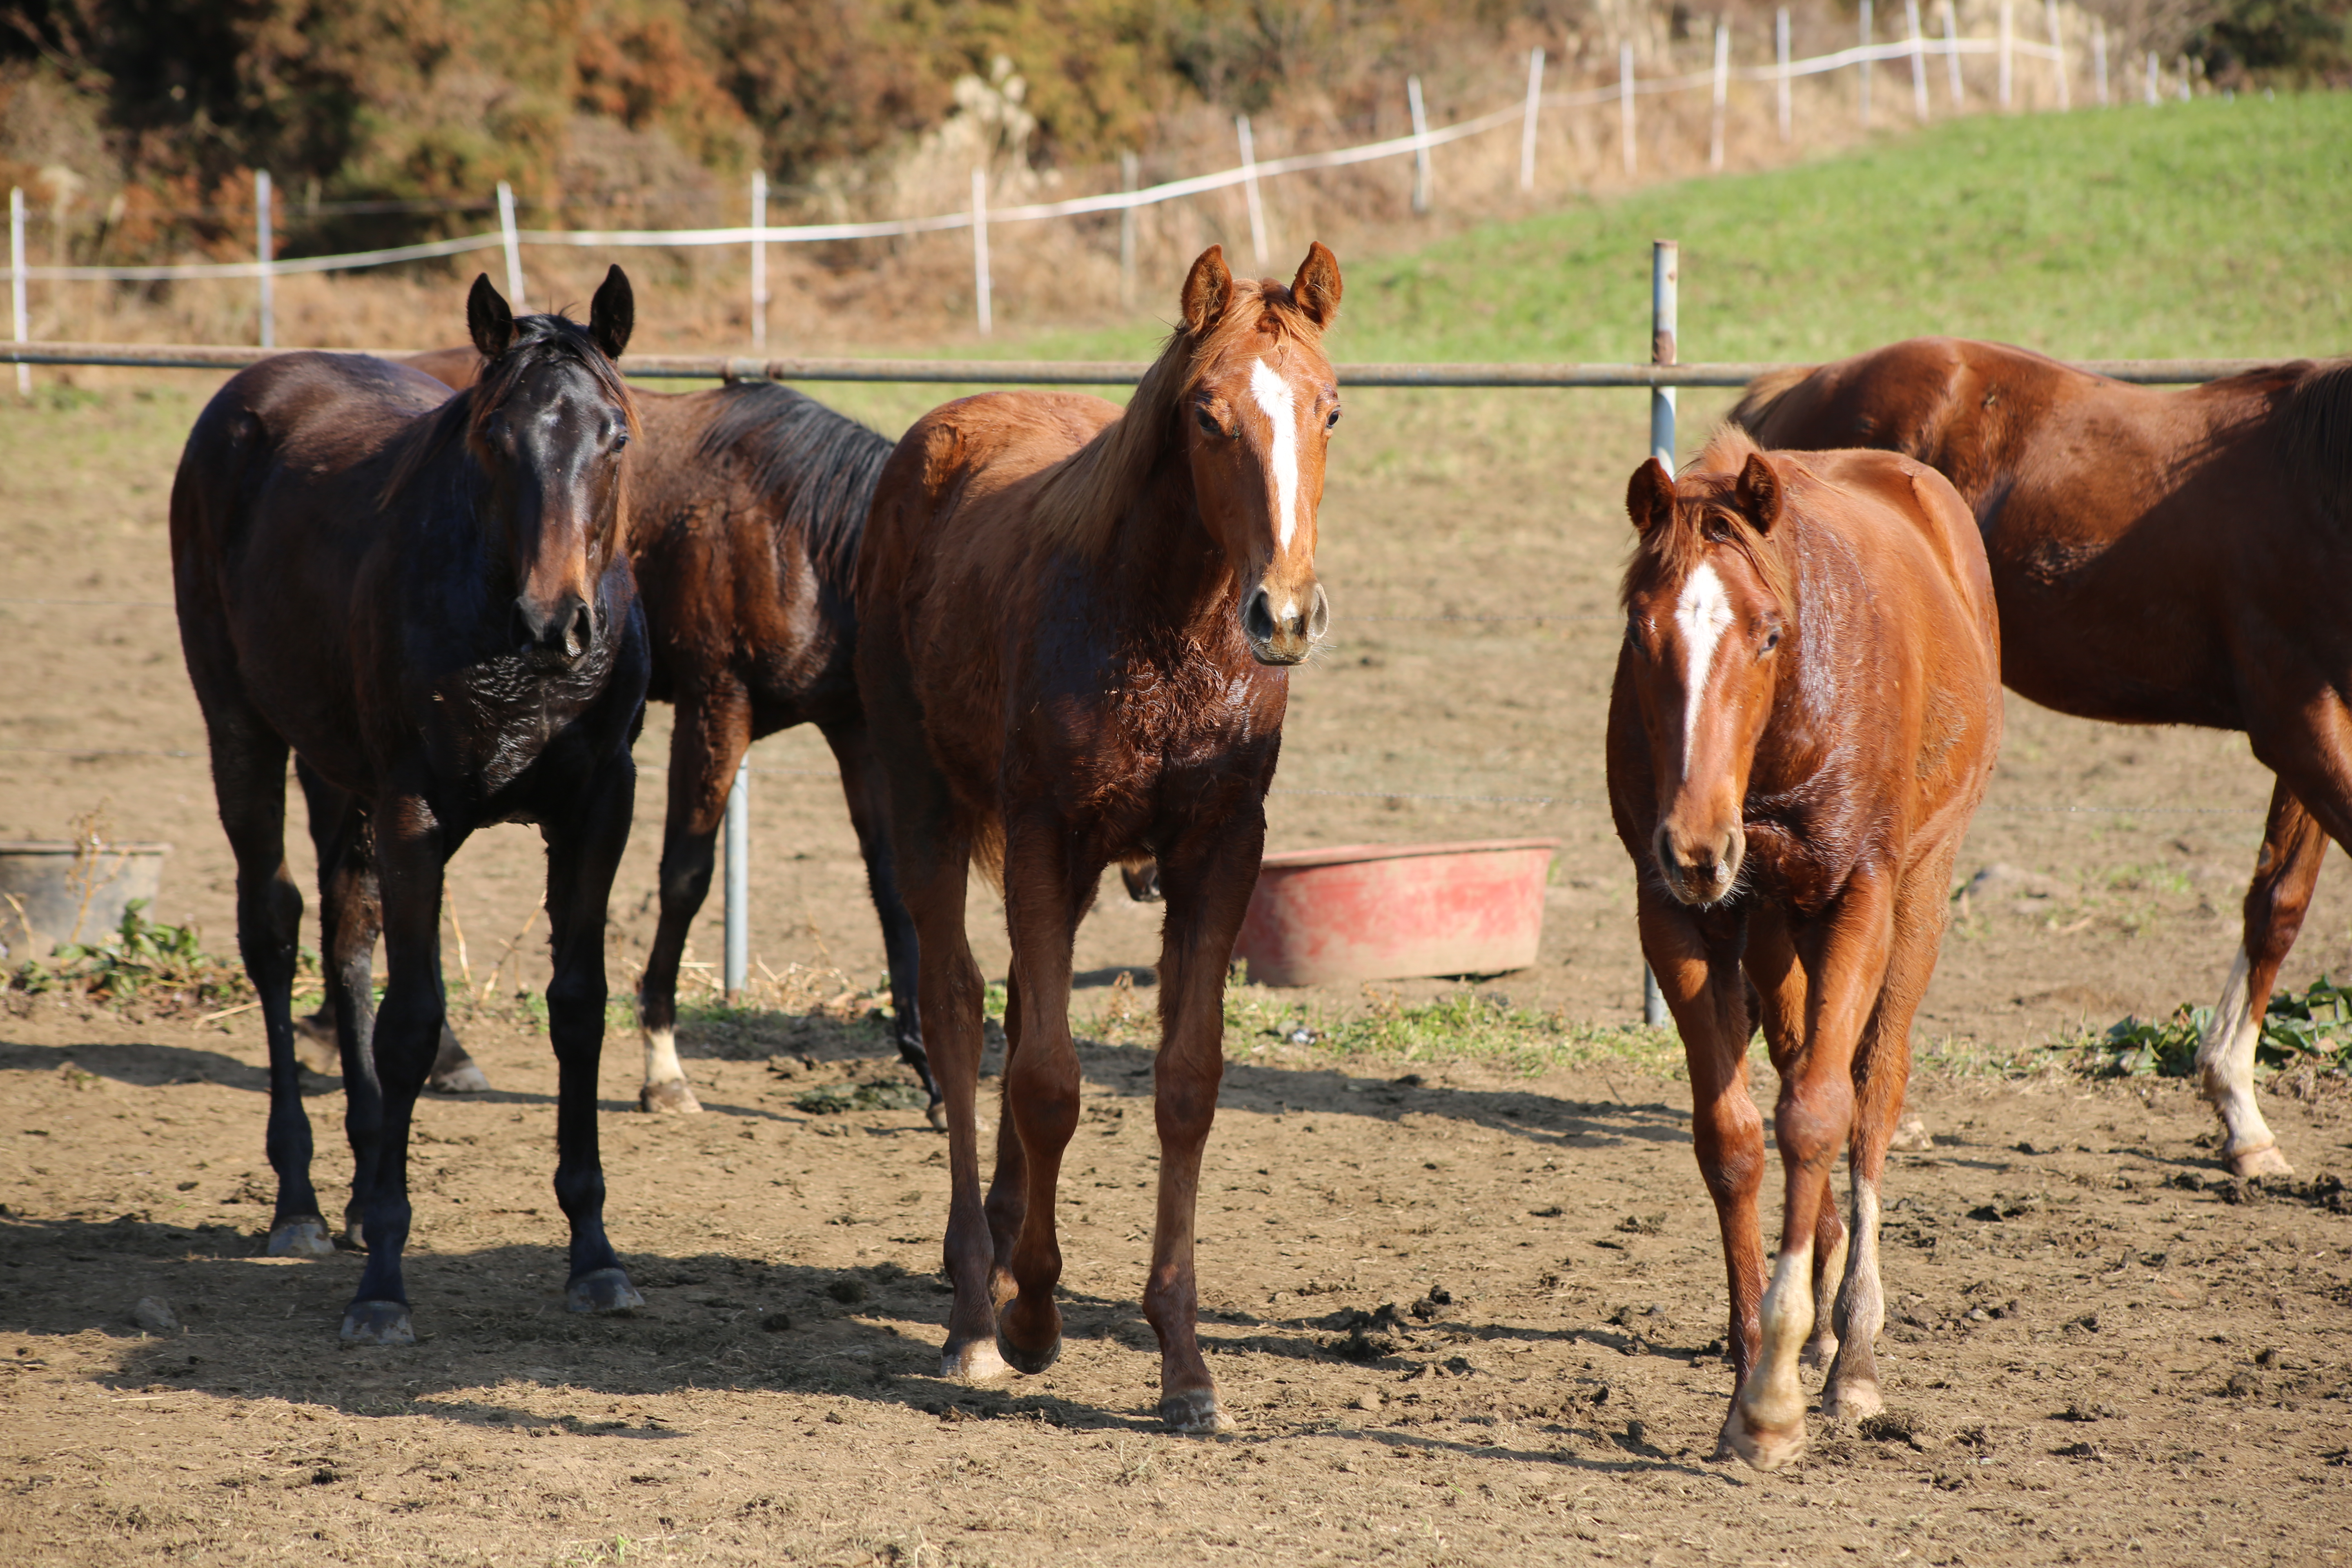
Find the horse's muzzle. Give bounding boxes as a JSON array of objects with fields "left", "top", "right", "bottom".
[
  {"left": 1654, "top": 821, "right": 1745, "bottom": 907},
  {"left": 1243, "top": 581, "right": 1330, "bottom": 666},
  {"left": 514, "top": 593, "right": 593, "bottom": 663}
]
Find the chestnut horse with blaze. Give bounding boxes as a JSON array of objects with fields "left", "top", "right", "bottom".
[
  {"left": 1609, "top": 430, "right": 2000, "bottom": 1470},
  {"left": 172, "top": 271, "right": 650, "bottom": 1342},
  {"left": 857, "top": 243, "right": 1341, "bottom": 1433},
  {"left": 1734, "top": 339, "right": 2352, "bottom": 1178}
]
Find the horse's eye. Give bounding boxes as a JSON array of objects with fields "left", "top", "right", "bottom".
[
  {"left": 1196, "top": 406, "right": 1224, "bottom": 437},
  {"left": 1325, "top": 406, "right": 1341, "bottom": 431},
  {"left": 612, "top": 429, "right": 629, "bottom": 452},
  {"left": 1761, "top": 630, "right": 1782, "bottom": 654}
]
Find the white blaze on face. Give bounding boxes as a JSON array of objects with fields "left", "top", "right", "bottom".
[
  {"left": 1248, "top": 357, "right": 1302, "bottom": 550},
  {"left": 1673, "top": 561, "right": 1737, "bottom": 764}
]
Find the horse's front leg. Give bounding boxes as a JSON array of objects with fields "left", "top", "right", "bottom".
[
  {"left": 636, "top": 682, "right": 753, "bottom": 1114},
  {"left": 546, "top": 757, "right": 645, "bottom": 1312},
  {"left": 1639, "top": 888, "right": 1766, "bottom": 1434},
  {"left": 2196, "top": 779, "right": 2319, "bottom": 1178},
  {"left": 341, "top": 793, "right": 448, "bottom": 1344},
  {"left": 822, "top": 716, "right": 938, "bottom": 1126},
  {"left": 299, "top": 767, "right": 385, "bottom": 1251},
  {"left": 1142, "top": 808, "right": 1266, "bottom": 1435},
  {"left": 1726, "top": 873, "right": 1895, "bottom": 1472}
]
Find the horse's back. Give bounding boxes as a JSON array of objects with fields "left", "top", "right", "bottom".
[{"left": 1789, "top": 446, "right": 1995, "bottom": 630}]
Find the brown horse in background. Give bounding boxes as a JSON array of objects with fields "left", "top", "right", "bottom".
[
  {"left": 391, "top": 348, "right": 936, "bottom": 1120},
  {"left": 1609, "top": 430, "right": 2001, "bottom": 1470},
  {"left": 173, "top": 271, "right": 651, "bottom": 1341},
  {"left": 858, "top": 243, "right": 1342, "bottom": 1433},
  {"left": 1736, "top": 337, "right": 2352, "bottom": 1177}
]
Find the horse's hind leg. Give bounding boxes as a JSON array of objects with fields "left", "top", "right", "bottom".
[
  {"left": 1822, "top": 847, "right": 1954, "bottom": 1424},
  {"left": 2195, "top": 780, "right": 2318, "bottom": 1178},
  {"left": 823, "top": 716, "right": 939, "bottom": 1127},
  {"left": 982, "top": 970, "right": 1028, "bottom": 1310},
  {"left": 635, "top": 683, "right": 753, "bottom": 1114},
  {"left": 205, "top": 722, "right": 332, "bottom": 1259},
  {"left": 543, "top": 760, "right": 645, "bottom": 1316}
]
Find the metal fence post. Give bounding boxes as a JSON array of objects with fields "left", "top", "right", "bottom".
[
  {"left": 1943, "top": 0, "right": 1966, "bottom": 106},
  {"left": 9, "top": 187, "right": 26, "bottom": 398},
  {"left": 724, "top": 756, "right": 749, "bottom": 1004},
  {"left": 2046, "top": 0, "right": 2070, "bottom": 109},
  {"left": 2093, "top": 21, "right": 2109, "bottom": 105},
  {"left": 1999, "top": 0, "right": 2014, "bottom": 109},
  {"left": 1859, "top": 0, "right": 1874, "bottom": 127},
  {"left": 1520, "top": 48, "right": 1545, "bottom": 194},
  {"left": 749, "top": 169, "right": 768, "bottom": 354},
  {"left": 971, "top": 168, "right": 991, "bottom": 336},
  {"left": 254, "top": 170, "right": 274, "bottom": 349},
  {"left": 1236, "top": 115, "right": 1269, "bottom": 267},
  {"left": 1643, "top": 237, "right": 1678, "bottom": 1031},
  {"left": 1407, "top": 76, "right": 1431, "bottom": 214},
  {"left": 1907, "top": 0, "right": 1931, "bottom": 120},
  {"left": 496, "top": 181, "right": 526, "bottom": 310}
]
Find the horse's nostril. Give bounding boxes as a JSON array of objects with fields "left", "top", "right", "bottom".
[
  {"left": 1243, "top": 590, "right": 1277, "bottom": 644},
  {"left": 564, "top": 602, "right": 592, "bottom": 658}
]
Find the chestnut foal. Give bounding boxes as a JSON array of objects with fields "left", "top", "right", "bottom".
[
  {"left": 857, "top": 243, "right": 1342, "bottom": 1432},
  {"left": 1608, "top": 430, "right": 2001, "bottom": 1469}
]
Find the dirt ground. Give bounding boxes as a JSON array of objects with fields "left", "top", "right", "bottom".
[{"left": 3, "top": 376, "right": 2350, "bottom": 1564}]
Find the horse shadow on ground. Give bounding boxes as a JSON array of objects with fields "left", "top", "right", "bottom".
[{"left": 0, "top": 1213, "right": 1718, "bottom": 1476}]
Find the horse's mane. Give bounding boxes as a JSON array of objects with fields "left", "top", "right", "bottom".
[
  {"left": 2280, "top": 358, "right": 2352, "bottom": 526},
  {"left": 696, "top": 382, "right": 893, "bottom": 581},
  {"left": 379, "top": 311, "right": 641, "bottom": 559},
  {"left": 1619, "top": 424, "right": 1796, "bottom": 616},
  {"left": 1028, "top": 276, "right": 1327, "bottom": 555}
]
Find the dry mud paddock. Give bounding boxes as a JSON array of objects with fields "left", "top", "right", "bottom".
[{"left": 3, "top": 383, "right": 2350, "bottom": 1563}]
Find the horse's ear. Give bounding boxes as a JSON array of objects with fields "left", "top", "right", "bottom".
[
  {"left": 1290, "top": 241, "right": 1341, "bottom": 330},
  {"left": 589, "top": 265, "right": 634, "bottom": 360},
  {"left": 1626, "top": 457, "right": 1676, "bottom": 536},
  {"left": 467, "top": 274, "right": 514, "bottom": 361},
  {"left": 1736, "top": 451, "right": 1784, "bottom": 535},
  {"left": 1181, "top": 245, "right": 1232, "bottom": 334}
]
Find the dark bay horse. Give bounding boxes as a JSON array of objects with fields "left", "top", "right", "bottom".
[
  {"left": 1735, "top": 338, "right": 2352, "bottom": 1177},
  {"left": 403, "top": 346, "right": 933, "bottom": 1119},
  {"left": 172, "top": 270, "right": 651, "bottom": 1342},
  {"left": 1609, "top": 430, "right": 2001, "bottom": 1470},
  {"left": 858, "top": 243, "right": 1343, "bottom": 1433}
]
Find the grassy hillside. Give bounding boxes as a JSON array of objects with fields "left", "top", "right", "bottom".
[{"left": 1011, "top": 93, "right": 2352, "bottom": 369}]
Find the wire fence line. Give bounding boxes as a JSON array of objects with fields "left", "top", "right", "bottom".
[{"left": 5, "top": 0, "right": 2180, "bottom": 350}]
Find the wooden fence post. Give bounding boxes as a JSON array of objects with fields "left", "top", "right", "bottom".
[
  {"left": 1620, "top": 44, "right": 1637, "bottom": 177},
  {"left": 749, "top": 169, "right": 768, "bottom": 354},
  {"left": 1859, "top": 0, "right": 1874, "bottom": 127},
  {"left": 1520, "top": 47, "right": 1545, "bottom": 193},
  {"left": 1777, "top": 8, "right": 1793, "bottom": 142},
  {"left": 2046, "top": 0, "right": 2070, "bottom": 109},
  {"left": 2093, "top": 21, "right": 2109, "bottom": 104},
  {"left": 971, "top": 168, "right": 991, "bottom": 335},
  {"left": 1407, "top": 77, "right": 1431, "bottom": 214},
  {"left": 1999, "top": 0, "right": 2014, "bottom": 109},
  {"left": 496, "top": 181, "right": 526, "bottom": 311},
  {"left": 1236, "top": 115, "right": 1270, "bottom": 264},
  {"left": 254, "top": 170, "right": 274, "bottom": 349},
  {"left": 1709, "top": 24, "right": 1731, "bottom": 171},
  {"left": 1119, "top": 151, "right": 1138, "bottom": 309},
  {"left": 1907, "top": 0, "right": 1931, "bottom": 119},
  {"left": 1644, "top": 236, "right": 1677, "bottom": 1029},
  {"left": 2145, "top": 51, "right": 2160, "bottom": 105},
  {"left": 9, "top": 187, "right": 25, "bottom": 397},
  {"left": 1943, "top": 0, "right": 1965, "bottom": 106}
]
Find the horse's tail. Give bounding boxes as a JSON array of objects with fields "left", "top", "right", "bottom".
[{"left": 1727, "top": 363, "right": 1820, "bottom": 440}]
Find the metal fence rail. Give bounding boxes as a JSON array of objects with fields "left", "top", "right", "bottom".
[{"left": 0, "top": 340, "right": 2286, "bottom": 388}]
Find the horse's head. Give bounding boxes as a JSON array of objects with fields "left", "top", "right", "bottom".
[
  {"left": 1619, "top": 441, "right": 1793, "bottom": 907},
  {"left": 1178, "top": 242, "right": 1343, "bottom": 666},
  {"left": 463, "top": 265, "right": 638, "bottom": 665}
]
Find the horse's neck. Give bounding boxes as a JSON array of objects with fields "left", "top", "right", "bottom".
[{"left": 1103, "top": 458, "right": 1235, "bottom": 646}]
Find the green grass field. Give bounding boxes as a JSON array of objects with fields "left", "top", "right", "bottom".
[{"left": 1002, "top": 93, "right": 2352, "bottom": 370}]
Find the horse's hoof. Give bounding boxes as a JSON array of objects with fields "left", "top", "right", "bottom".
[
  {"left": 1720, "top": 1404, "right": 1807, "bottom": 1472},
  {"left": 1800, "top": 1334, "right": 1840, "bottom": 1373},
  {"left": 2228, "top": 1140, "right": 2293, "bottom": 1179},
  {"left": 926, "top": 1100, "right": 949, "bottom": 1133},
  {"left": 1159, "top": 1388, "right": 1234, "bottom": 1435},
  {"left": 1821, "top": 1376, "right": 1884, "bottom": 1424},
  {"left": 565, "top": 1267, "right": 645, "bottom": 1315},
  {"left": 996, "top": 1325, "right": 1062, "bottom": 1377},
  {"left": 340, "top": 1300, "right": 415, "bottom": 1346},
  {"left": 339, "top": 1211, "right": 368, "bottom": 1252},
  {"left": 942, "top": 1337, "right": 1013, "bottom": 1385},
  {"left": 428, "top": 1060, "right": 492, "bottom": 1094},
  {"left": 266, "top": 1217, "right": 335, "bottom": 1258},
  {"left": 639, "top": 1079, "right": 702, "bottom": 1114}
]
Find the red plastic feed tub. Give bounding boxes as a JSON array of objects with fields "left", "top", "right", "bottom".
[{"left": 1230, "top": 838, "right": 1560, "bottom": 987}]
